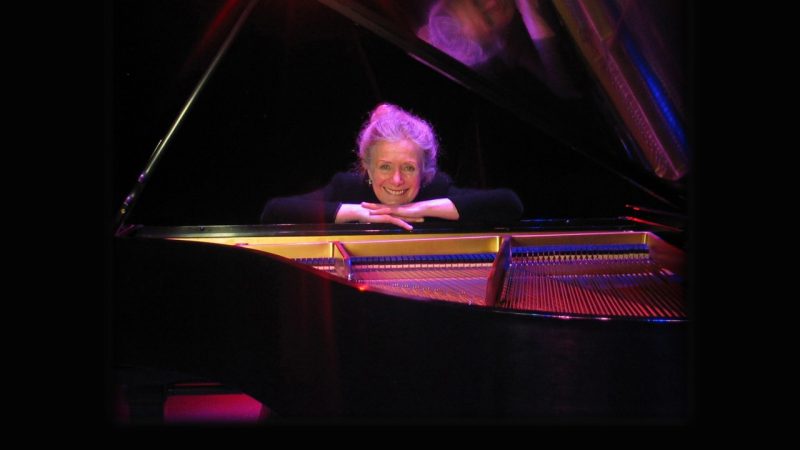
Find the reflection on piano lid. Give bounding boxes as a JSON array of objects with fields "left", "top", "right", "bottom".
[{"left": 323, "top": 0, "right": 690, "bottom": 180}]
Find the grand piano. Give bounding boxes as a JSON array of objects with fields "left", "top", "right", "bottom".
[{"left": 110, "top": 0, "right": 692, "bottom": 422}]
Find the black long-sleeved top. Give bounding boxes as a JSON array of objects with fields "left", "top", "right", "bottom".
[{"left": 260, "top": 171, "right": 523, "bottom": 224}]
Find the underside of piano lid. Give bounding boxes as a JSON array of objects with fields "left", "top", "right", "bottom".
[
  {"left": 321, "top": 0, "right": 690, "bottom": 181},
  {"left": 177, "top": 228, "right": 686, "bottom": 321}
]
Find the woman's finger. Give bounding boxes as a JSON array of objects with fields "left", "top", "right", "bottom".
[
  {"left": 389, "top": 216, "right": 414, "bottom": 231},
  {"left": 361, "top": 202, "right": 383, "bottom": 210},
  {"left": 369, "top": 208, "right": 392, "bottom": 215},
  {"left": 392, "top": 215, "right": 424, "bottom": 223},
  {"left": 370, "top": 214, "right": 413, "bottom": 231}
]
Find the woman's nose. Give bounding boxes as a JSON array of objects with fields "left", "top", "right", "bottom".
[{"left": 392, "top": 170, "right": 403, "bottom": 184}]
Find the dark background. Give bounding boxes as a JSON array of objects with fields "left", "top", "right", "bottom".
[{"left": 109, "top": 0, "right": 688, "bottom": 227}]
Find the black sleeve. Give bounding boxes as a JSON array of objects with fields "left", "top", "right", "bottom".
[
  {"left": 259, "top": 175, "right": 344, "bottom": 224},
  {"left": 447, "top": 186, "right": 524, "bottom": 224}
]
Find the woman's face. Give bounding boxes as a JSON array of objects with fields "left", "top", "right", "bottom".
[
  {"left": 449, "top": 0, "right": 516, "bottom": 43},
  {"left": 366, "top": 139, "right": 423, "bottom": 205}
]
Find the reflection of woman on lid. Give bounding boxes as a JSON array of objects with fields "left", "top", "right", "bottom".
[
  {"left": 419, "top": 0, "right": 516, "bottom": 66},
  {"left": 418, "top": 0, "right": 580, "bottom": 98},
  {"left": 260, "top": 103, "right": 523, "bottom": 230}
]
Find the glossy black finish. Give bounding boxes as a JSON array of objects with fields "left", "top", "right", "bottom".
[
  {"left": 123, "top": 217, "right": 687, "bottom": 250},
  {"left": 112, "top": 237, "right": 689, "bottom": 421},
  {"left": 124, "top": 217, "right": 671, "bottom": 238}
]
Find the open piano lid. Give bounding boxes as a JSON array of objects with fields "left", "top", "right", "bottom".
[
  {"left": 110, "top": 1, "right": 691, "bottom": 420},
  {"left": 113, "top": 0, "right": 690, "bottom": 233},
  {"left": 323, "top": 0, "right": 690, "bottom": 180}
]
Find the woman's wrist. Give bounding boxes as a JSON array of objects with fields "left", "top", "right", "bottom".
[
  {"left": 409, "top": 198, "right": 459, "bottom": 220},
  {"left": 335, "top": 203, "right": 367, "bottom": 223}
]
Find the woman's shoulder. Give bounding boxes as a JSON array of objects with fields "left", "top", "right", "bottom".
[
  {"left": 328, "top": 171, "right": 373, "bottom": 200},
  {"left": 418, "top": 171, "right": 454, "bottom": 198},
  {"left": 432, "top": 171, "right": 453, "bottom": 184},
  {"left": 330, "top": 171, "right": 365, "bottom": 186},
  {"left": 429, "top": 171, "right": 454, "bottom": 188}
]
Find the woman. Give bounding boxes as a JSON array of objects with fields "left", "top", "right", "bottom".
[{"left": 260, "top": 103, "right": 523, "bottom": 230}]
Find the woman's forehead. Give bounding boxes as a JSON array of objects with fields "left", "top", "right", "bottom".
[{"left": 372, "top": 139, "right": 421, "bottom": 160}]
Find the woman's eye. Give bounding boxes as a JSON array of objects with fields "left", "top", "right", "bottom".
[
  {"left": 403, "top": 166, "right": 416, "bottom": 173},
  {"left": 379, "top": 164, "right": 390, "bottom": 170}
]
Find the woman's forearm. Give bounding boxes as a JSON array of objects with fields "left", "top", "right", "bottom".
[{"left": 404, "top": 198, "right": 460, "bottom": 220}]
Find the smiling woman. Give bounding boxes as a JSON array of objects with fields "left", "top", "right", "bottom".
[
  {"left": 367, "top": 140, "right": 422, "bottom": 205},
  {"left": 260, "top": 103, "right": 523, "bottom": 230}
]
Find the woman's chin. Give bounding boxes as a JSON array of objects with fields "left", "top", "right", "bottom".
[{"left": 377, "top": 195, "right": 411, "bottom": 206}]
